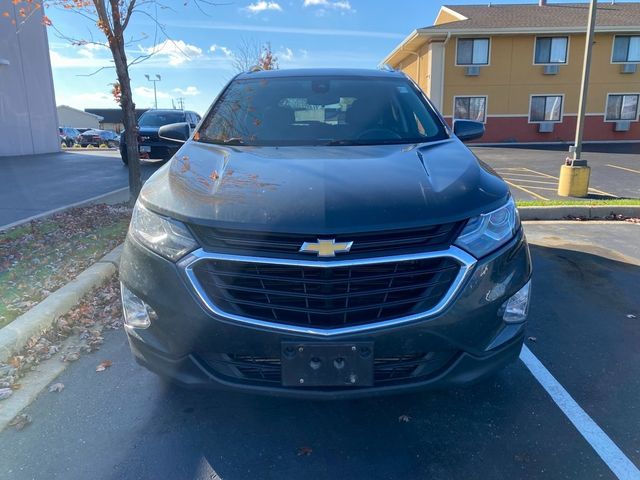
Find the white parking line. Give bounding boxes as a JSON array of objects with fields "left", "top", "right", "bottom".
[{"left": 520, "top": 346, "right": 640, "bottom": 480}]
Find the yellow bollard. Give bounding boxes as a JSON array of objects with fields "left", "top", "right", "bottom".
[{"left": 557, "top": 164, "right": 591, "bottom": 197}]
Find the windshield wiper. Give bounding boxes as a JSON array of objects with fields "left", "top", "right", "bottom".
[
  {"left": 219, "top": 137, "right": 246, "bottom": 145},
  {"left": 323, "top": 139, "right": 362, "bottom": 146}
]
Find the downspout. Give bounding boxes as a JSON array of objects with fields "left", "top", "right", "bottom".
[
  {"left": 400, "top": 48, "right": 421, "bottom": 87},
  {"left": 440, "top": 32, "right": 452, "bottom": 120}
]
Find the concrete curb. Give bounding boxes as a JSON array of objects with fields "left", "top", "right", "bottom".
[
  {"left": 0, "top": 245, "right": 123, "bottom": 363},
  {"left": 518, "top": 205, "right": 640, "bottom": 221}
]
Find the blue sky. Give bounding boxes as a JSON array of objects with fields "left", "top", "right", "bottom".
[{"left": 47, "top": 0, "right": 577, "bottom": 114}]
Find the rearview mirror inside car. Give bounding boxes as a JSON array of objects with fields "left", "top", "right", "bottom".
[
  {"left": 453, "top": 120, "right": 485, "bottom": 142},
  {"left": 158, "top": 122, "right": 191, "bottom": 143}
]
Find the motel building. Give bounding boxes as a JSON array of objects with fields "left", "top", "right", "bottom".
[{"left": 382, "top": 1, "right": 640, "bottom": 144}]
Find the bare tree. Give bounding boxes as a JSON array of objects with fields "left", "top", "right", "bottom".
[{"left": 232, "top": 39, "right": 279, "bottom": 73}]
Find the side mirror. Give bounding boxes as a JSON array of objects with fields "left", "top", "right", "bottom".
[
  {"left": 158, "top": 122, "right": 190, "bottom": 143},
  {"left": 453, "top": 120, "right": 484, "bottom": 142}
]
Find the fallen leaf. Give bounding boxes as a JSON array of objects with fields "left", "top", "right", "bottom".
[
  {"left": 527, "top": 336, "right": 537, "bottom": 342},
  {"left": 398, "top": 414, "right": 411, "bottom": 423},
  {"left": 48, "top": 383, "right": 64, "bottom": 393},
  {"left": 62, "top": 352, "right": 80, "bottom": 362},
  {"left": 627, "top": 314, "right": 637, "bottom": 319},
  {"left": 0, "top": 388, "right": 13, "bottom": 401},
  {"left": 9, "top": 413, "right": 32, "bottom": 431},
  {"left": 296, "top": 446, "right": 313, "bottom": 456},
  {"left": 95, "top": 360, "right": 113, "bottom": 372}
]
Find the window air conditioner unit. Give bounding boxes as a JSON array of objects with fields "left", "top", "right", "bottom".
[
  {"left": 614, "top": 120, "right": 631, "bottom": 132},
  {"left": 620, "top": 63, "right": 637, "bottom": 74},
  {"left": 543, "top": 65, "right": 559, "bottom": 75},
  {"left": 538, "top": 122, "right": 555, "bottom": 133},
  {"left": 465, "top": 66, "right": 480, "bottom": 76}
]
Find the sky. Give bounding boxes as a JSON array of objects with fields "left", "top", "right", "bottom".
[{"left": 46, "top": 0, "right": 594, "bottom": 115}]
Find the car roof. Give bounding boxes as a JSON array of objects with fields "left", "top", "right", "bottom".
[
  {"left": 235, "top": 68, "right": 405, "bottom": 80},
  {"left": 142, "top": 109, "right": 190, "bottom": 114}
]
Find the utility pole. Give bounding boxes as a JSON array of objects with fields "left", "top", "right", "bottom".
[
  {"left": 144, "top": 74, "right": 161, "bottom": 109},
  {"left": 558, "top": 0, "right": 596, "bottom": 197}
]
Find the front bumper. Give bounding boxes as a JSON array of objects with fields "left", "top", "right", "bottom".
[{"left": 120, "top": 230, "right": 531, "bottom": 398}]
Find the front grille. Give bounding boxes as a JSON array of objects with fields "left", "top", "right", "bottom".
[
  {"left": 189, "top": 222, "right": 464, "bottom": 256},
  {"left": 199, "top": 351, "right": 457, "bottom": 386},
  {"left": 190, "top": 256, "right": 460, "bottom": 329}
]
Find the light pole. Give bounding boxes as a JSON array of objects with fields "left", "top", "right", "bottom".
[
  {"left": 558, "top": 0, "right": 597, "bottom": 197},
  {"left": 145, "top": 74, "right": 161, "bottom": 109}
]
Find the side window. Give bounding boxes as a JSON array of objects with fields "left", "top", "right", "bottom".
[
  {"left": 529, "top": 95, "right": 563, "bottom": 122},
  {"left": 457, "top": 38, "right": 490, "bottom": 66},
  {"left": 612, "top": 35, "right": 640, "bottom": 63},
  {"left": 454, "top": 96, "right": 487, "bottom": 123},
  {"left": 606, "top": 94, "right": 639, "bottom": 121},
  {"left": 535, "top": 37, "right": 568, "bottom": 64}
]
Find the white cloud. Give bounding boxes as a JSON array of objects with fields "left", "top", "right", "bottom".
[
  {"left": 134, "top": 86, "right": 171, "bottom": 100},
  {"left": 173, "top": 86, "right": 201, "bottom": 96},
  {"left": 55, "top": 92, "right": 116, "bottom": 109},
  {"left": 277, "top": 47, "right": 294, "bottom": 61},
  {"left": 245, "top": 1, "right": 282, "bottom": 13},
  {"left": 141, "top": 40, "right": 202, "bottom": 66},
  {"left": 209, "top": 44, "right": 233, "bottom": 57},
  {"left": 303, "top": 0, "right": 352, "bottom": 11},
  {"left": 49, "top": 50, "right": 110, "bottom": 68}
]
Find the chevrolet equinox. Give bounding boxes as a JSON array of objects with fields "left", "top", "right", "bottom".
[{"left": 119, "top": 68, "right": 532, "bottom": 398}]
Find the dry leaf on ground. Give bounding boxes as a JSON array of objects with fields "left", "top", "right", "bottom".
[
  {"left": 48, "top": 383, "right": 64, "bottom": 393},
  {"left": 0, "top": 387, "right": 13, "bottom": 401},
  {"left": 9, "top": 414, "right": 32, "bottom": 431},
  {"left": 398, "top": 415, "right": 412, "bottom": 423},
  {"left": 296, "top": 446, "right": 313, "bottom": 456},
  {"left": 95, "top": 360, "right": 113, "bottom": 372}
]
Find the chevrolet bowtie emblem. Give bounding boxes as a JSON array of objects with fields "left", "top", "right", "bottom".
[{"left": 299, "top": 238, "right": 353, "bottom": 257}]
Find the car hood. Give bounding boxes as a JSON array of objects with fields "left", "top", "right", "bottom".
[{"left": 140, "top": 139, "right": 509, "bottom": 234}]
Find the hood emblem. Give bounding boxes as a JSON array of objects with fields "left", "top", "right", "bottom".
[{"left": 299, "top": 239, "right": 353, "bottom": 257}]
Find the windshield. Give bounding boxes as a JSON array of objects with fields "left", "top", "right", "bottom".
[
  {"left": 138, "top": 111, "right": 186, "bottom": 127},
  {"left": 197, "top": 76, "right": 448, "bottom": 146}
]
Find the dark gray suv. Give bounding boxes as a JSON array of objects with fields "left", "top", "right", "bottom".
[{"left": 119, "top": 68, "right": 532, "bottom": 398}]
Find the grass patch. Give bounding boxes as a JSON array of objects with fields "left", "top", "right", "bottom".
[
  {"left": 517, "top": 199, "right": 640, "bottom": 207},
  {"left": 0, "top": 204, "right": 131, "bottom": 328}
]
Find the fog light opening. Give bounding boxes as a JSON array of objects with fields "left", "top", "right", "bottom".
[
  {"left": 502, "top": 280, "right": 531, "bottom": 324},
  {"left": 120, "top": 283, "right": 156, "bottom": 329}
]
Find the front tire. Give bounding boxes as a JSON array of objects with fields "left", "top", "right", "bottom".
[{"left": 120, "top": 147, "right": 129, "bottom": 165}]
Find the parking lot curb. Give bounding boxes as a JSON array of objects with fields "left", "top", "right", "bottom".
[
  {"left": 518, "top": 205, "right": 640, "bottom": 221},
  {"left": 0, "top": 245, "right": 123, "bottom": 363}
]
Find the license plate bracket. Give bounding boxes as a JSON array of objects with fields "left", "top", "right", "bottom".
[
  {"left": 281, "top": 342, "right": 374, "bottom": 387},
  {"left": 139, "top": 145, "right": 151, "bottom": 153}
]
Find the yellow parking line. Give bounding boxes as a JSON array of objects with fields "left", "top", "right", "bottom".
[
  {"left": 606, "top": 164, "right": 640, "bottom": 175},
  {"left": 515, "top": 186, "right": 558, "bottom": 191},
  {"left": 523, "top": 167, "right": 618, "bottom": 197},
  {"left": 504, "top": 180, "right": 549, "bottom": 200},
  {"left": 521, "top": 167, "right": 559, "bottom": 179},
  {"left": 503, "top": 178, "right": 558, "bottom": 185},
  {"left": 499, "top": 173, "right": 555, "bottom": 178}
]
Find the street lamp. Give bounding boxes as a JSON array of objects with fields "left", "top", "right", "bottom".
[
  {"left": 144, "top": 74, "right": 161, "bottom": 109},
  {"left": 558, "top": 0, "right": 597, "bottom": 197}
]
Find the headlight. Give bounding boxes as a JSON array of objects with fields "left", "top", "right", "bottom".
[
  {"left": 130, "top": 202, "right": 198, "bottom": 261},
  {"left": 455, "top": 197, "right": 519, "bottom": 258}
]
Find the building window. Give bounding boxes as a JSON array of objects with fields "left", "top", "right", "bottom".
[
  {"left": 534, "top": 37, "right": 568, "bottom": 64},
  {"left": 529, "top": 95, "right": 563, "bottom": 122},
  {"left": 612, "top": 35, "right": 640, "bottom": 63},
  {"left": 606, "top": 94, "right": 639, "bottom": 121},
  {"left": 457, "top": 38, "right": 490, "bottom": 65},
  {"left": 454, "top": 96, "right": 487, "bottom": 122}
]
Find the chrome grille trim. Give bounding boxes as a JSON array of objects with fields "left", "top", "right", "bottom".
[{"left": 179, "top": 247, "right": 477, "bottom": 337}]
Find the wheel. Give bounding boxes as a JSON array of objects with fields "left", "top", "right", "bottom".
[
  {"left": 65, "top": 139, "right": 74, "bottom": 147},
  {"left": 107, "top": 141, "right": 115, "bottom": 148}
]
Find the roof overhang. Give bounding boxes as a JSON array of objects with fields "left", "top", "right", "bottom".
[{"left": 382, "top": 24, "right": 640, "bottom": 67}]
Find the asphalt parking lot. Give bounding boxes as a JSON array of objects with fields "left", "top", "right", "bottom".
[
  {"left": 1, "top": 221, "right": 638, "bottom": 480},
  {"left": 0, "top": 150, "right": 160, "bottom": 228},
  {"left": 471, "top": 146, "right": 640, "bottom": 201}
]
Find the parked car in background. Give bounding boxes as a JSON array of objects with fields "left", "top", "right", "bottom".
[
  {"left": 59, "top": 127, "right": 80, "bottom": 147},
  {"left": 78, "top": 129, "right": 120, "bottom": 148},
  {"left": 119, "top": 109, "right": 200, "bottom": 165}
]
